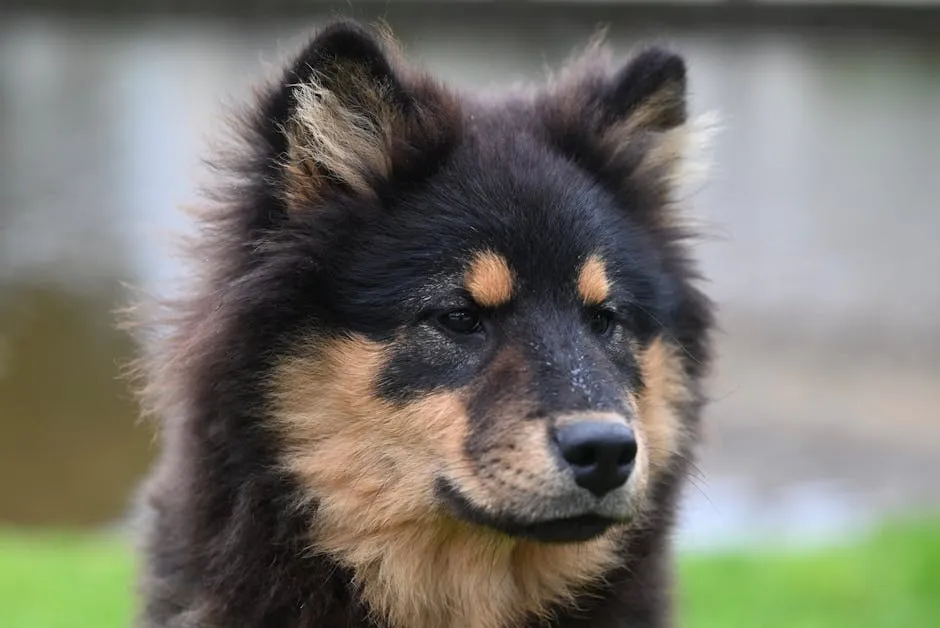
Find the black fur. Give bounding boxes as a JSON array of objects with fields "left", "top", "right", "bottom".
[{"left": 133, "top": 19, "right": 714, "bottom": 628}]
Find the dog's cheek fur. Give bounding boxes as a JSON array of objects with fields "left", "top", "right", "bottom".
[
  {"left": 631, "top": 336, "right": 693, "bottom": 499},
  {"left": 269, "top": 335, "right": 624, "bottom": 628},
  {"left": 270, "top": 335, "right": 461, "bottom": 534}
]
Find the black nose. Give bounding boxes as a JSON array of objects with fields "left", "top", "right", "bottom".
[{"left": 554, "top": 421, "right": 637, "bottom": 498}]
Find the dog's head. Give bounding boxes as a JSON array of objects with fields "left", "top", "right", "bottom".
[{"left": 247, "top": 23, "right": 713, "bottom": 548}]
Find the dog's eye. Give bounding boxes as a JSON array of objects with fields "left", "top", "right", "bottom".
[
  {"left": 437, "top": 309, "right": 482, "bottom": 335},
  {"left": 588, "top": 308, "right": 616, "bottom": 337}
]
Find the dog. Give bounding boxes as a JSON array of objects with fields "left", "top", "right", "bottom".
[{"left": 130, "top": 19, "right": 716, "bottom": 628}]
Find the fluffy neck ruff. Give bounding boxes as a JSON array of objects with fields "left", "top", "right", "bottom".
[{"left": 314, "top": 507, "right": 624, "bottom": 628}]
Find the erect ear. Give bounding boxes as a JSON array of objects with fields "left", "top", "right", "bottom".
[
  {"left": 542, "top": 42, "right": 717, "bottom": 215},
  {"left": 267, "top": 21, "right": 460, "bottom": 210},
  {"left": 601, "top": 47, "right": 688, "bottom": 133}
]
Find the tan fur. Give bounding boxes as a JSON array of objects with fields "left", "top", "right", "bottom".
[
  {"left": 440, "top": 346, "right": 591, "bottom": 512},
  {"left": 271, "top": 336, "right": 622, "bottom": 628},
  {"left": 466, "top": 250, "right": 514, "bottom": 308},
  {"left": 597, "top": 78, "right": 688, "bottom": 202},
  {"left": 630, "top": 111, "right": 722, "bottom": 194},
  {"left": 451, "top": 411, "right": 561, "bottom": 512},
  {"left": 277, "top": 25, "right": 462, "bottom": 212},
  {"left": 577, "top": 255, "right": 611, "bottom": 305},
  {"left": 625, "top": 81, "right": 685, "bottom": 136},
  {"left": 449, "top": 346, "right": 542, "bottom": 505},
  {"left": 282, "top": 68, "right": 399, "bottom": 208},
  {"left": 545, "top": 35, "right": 719, "bottom": 211},
  {"left": 635, "top": 338, "right": 692, "bottom": 479}
]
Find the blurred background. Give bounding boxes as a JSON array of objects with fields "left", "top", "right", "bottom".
[{"left": 1, "top": 1, "right": 939, "bottom": 626}]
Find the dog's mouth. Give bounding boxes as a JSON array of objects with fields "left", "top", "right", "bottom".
[{"left": 434, "top": 477, "right": 621, "bottom": 543}]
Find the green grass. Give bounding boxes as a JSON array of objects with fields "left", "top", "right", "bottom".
[
  {"left": 1, "top": 518, "right": 939, "bottom": 627},
  {"left": 679, "top": 518, "right": 940, "bottom": 627},
  {"left": 0, "top": 530, "right": 135, "bottom": 628}
]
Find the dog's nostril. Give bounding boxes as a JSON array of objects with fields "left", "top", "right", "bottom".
[
  {"left": 563, "top": 444, "right": 594, "bottom": 467},
  {"left": 555, "top": 421, "right": 637, "bottom": 498},
  {"left": 617, "top": 440, "right": 638, "bottom": 466}
]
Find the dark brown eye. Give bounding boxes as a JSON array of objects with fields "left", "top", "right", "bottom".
[
  {"left": 589, "top": 308, "right": 616, "bottom": 337},
  {"left": 437, "top": 309, "right": 482, "bottom": 335}
]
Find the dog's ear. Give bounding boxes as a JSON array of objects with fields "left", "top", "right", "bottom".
[
  {"left": 266, "top": 21, "right": 459, "bottom": 210},
  {"left": 600, "top": 47, "right": 687, "bottom": 134},
  {"left": 542, "top": 43, "right": 716, "bottom": 218}
]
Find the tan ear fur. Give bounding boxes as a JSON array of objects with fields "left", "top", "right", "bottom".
[
  {"left": 276, "top": 25, "right": 460, "bottom": 211},
  {"left": 544, "top": 36, "right": 720, "bottom": 208},
  {"left": 282, "top": 66, "right": 399, "bottom": 207}
]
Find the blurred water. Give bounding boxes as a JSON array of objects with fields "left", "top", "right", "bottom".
[{"left": 1, "top": 13, "right": 938, "bottom": 546}]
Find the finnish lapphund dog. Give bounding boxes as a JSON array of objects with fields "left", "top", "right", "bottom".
[{"left": 130, "top": 18, "right": 716, "bottom": 628}]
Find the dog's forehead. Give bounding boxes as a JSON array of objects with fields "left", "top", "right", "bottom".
[
  {"left": 350, "top": 121, "right": 661, "bottom": 313},
  {"left": 422, "top": 137, "right": 633, "bottom": 290}
]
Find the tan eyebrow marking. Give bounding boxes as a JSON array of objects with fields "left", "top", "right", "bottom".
[
  {"left": 577, "top": 254, "right": 611, "bottom": 305},
  {"left": 465, "top": 250, "right": 514, "bottom": 307}
]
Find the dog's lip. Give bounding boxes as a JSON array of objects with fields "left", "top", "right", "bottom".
[{"left": 434, "top": 477, "right": 623, "bottom": 544}]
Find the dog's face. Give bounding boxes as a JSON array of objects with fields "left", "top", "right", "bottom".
[{"left": 266, "top": 24, "right": 711, "bottom": 549}]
